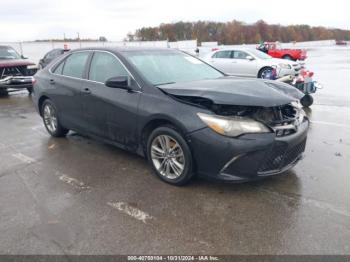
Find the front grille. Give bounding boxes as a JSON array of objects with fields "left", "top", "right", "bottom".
[
  {"left": 253, "top": 104, "right": 304, "bottom": 138},
  {"left": 258, "top": 139, "right": 306, "bottom": 173},
  {"left": 0, "top": 66, "right": 26, "bottom": 79}
]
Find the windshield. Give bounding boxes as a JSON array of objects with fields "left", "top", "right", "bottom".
[
  {"left": 0, "top": 46, "right": 21, "bottom": 60},
  {"left": 124, "top": 50, "right": 223, "bottom": 85},
  {"left": 249, "top": 49, "right": 272, "bottom": 59}
]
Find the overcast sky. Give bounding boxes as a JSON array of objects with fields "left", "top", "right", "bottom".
[{"left": 1, "top": 0, "right": 349, "bottom": 42}]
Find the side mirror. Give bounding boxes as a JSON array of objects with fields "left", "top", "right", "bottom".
[
  {"left": 21, "top": 55, "right": 28, "bottom": 59},
  {"left": 246, "top": 55, "right": 254, "bottom": 61},
  {"left": 105, "top": 76, "right": 131, "bottom": 90}
]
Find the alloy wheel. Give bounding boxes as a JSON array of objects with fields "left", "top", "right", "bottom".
[
  {"left": 43, "top": 103, "right": 58, "bottom": 133},
  {"left": 260, "top": 68, "right": 273, "bottom": 79},
  {"left": 151, "top": 135, "right": 185, "bottom": 180}
]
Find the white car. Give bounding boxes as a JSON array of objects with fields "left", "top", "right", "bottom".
[{"left": 203, "top": 48, "right": 301, "bottom": 79}]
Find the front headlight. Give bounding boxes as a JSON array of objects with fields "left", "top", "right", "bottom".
[
  {"left": 197, "top": 113, "right": 271, "bottom": 137},
  {"left": 278, "top": 63, "right": 292, "bottom": 69},
  {"left": 27, "top": 65, "right": 38, "bottom": 70}
]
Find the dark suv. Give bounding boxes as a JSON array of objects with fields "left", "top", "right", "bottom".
[{"left": 0, "top": 45, "right": 37, "bottom": 95}]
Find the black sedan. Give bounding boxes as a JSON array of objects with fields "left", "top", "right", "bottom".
[{"left": 32, "top": 47, "right": 309, "bottom": 185}]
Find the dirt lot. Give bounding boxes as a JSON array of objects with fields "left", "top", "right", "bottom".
[{"left": 0, "top": 47, "right": 350, "bottom": 255}]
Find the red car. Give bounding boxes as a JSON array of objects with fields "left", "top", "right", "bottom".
[
  {"left": 0, "top": 45, "right": 37, "bottom": 95},
  {"left": 257, "top": 42, "right": 307, "bottom": 61}
]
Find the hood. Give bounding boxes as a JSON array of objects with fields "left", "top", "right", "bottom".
[
  {"left": 270, "top": 58, "right": 294, "bottom": 65},
  {"left": 158, "top": 77, "right": 303, "bottom": 107},
  {"left": 269, "top": 58, "right": 300, "bottom": 69},
  {"left": 0, "top": 59, "right": 35, "bottom": 68}
]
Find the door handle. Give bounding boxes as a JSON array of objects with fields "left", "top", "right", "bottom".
[
  {"left": 82, "top": 87, "right": 91, "bottom": 94},
  {"left": 49, "top": 79, "right": 55, "bottom": 85}
]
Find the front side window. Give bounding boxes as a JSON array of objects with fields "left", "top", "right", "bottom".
[
  {"left": 212, "top": 50, "right": 232, "bottom": 59},
  {"left": 62, "top": 52, "right": 89, "bottom": 78},
  {"left": 249, "top": 49, "right": 272, "bottom": 59},
  {"left": 89, "top": 52, "right": 128, "bottom": 83},
  {"left": 233, "top": 51, "right": 249, "bottom": 59},
  {"left": 124, "top": 50, "right": 223, "bottom": 85}
]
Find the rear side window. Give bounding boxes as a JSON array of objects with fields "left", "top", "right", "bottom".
[
  {"left": 212, "top": 50, "right": 232, "bottom": 59},
  {"left": 62, "top": 52, "right": 89, "bottom": 78},
  {"left": 53, "top": 61, "right": 64, "bottom": 74},
  {"left": 89, "top": 52, "right": 128, "bottom": 83}
]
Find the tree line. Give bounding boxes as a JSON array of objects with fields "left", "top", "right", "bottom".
[{"left": 126, "top": 20, "right": 350, "bottom": 44}]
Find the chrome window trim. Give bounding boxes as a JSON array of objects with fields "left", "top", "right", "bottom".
[{"left": 48, "top": 50, "right": 141, "bottom": 90}]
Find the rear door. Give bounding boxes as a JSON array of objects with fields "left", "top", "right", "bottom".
[
  {"left": 80, "top": 51, "right": 141, "bottom": 148},
  {"left": 49, "top": 51, "right": 90, "bottom": 131},
  {"left": 207, "top": 50, "right": 234, "bottom": 73}
]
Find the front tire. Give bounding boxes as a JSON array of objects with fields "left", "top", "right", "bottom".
[
  {"left": 41, "top": 100, "right": 69, "bottom": 137},
  {"left": 147, "top": 126, "right": 194, "bottom": 186},
  {"left": 258, "top": 67, "right": 274, "bottom": 79}
]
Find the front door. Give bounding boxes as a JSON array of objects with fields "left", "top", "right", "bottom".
[
  {"left": 208, "top": 50, "right": 235, "bottom": 74},
  {"left": 232, "top": 50, "right": 258, "bottom": 77},
  {"left": 80, "top": 51, "right": 141, "bottom": 149}
]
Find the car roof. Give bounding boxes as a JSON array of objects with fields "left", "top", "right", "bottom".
[
  {"left": 214, "top": 47, "right": 252, "bottom": 52},
  {"left": 68, "top": 46, "right": 177, "bottom": 54}
]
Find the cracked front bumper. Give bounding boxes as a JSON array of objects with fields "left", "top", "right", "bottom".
[
  {"left": 188, "top": 120, "right": 309, "bottom": 182},
  {"left": 0, "top": 76, "right": 34, "bottom": 89}
]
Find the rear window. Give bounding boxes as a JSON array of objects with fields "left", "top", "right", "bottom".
[
  {"left": 212, "top": 50, "right": 232, "bottom": 59},
  {"left": 62, "top": 52, "right": 89, "bottom": 78},
  {"left": 53, "top": 61, "right": 64, "bottom": 74}
]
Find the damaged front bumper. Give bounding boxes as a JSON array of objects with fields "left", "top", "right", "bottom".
[
  {"left": 188, "top": 119, "right": 309, "bottom": 182},
  {"left": 0, "top": 76, "right": 35, "bottom": 90}
]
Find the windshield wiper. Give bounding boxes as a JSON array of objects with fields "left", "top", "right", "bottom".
[{"left": 155, "top": 82, "right": 176, "bottom": 86}]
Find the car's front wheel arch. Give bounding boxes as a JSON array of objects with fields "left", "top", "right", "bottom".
[
  {"left": 141, "top": 118, "right": 187, "bottom": 158},
  {"left": 258, "top": 66, "right": 274, "bottom": 78},
  {"left": 146, "top": 125, "right": 195, "bottom": 185}
]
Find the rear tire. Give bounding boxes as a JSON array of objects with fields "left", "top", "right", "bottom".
[
  {"left": 300, "top": 95, "right": 314, "bottom": 107},
  {"left": 147, "top": 126, "right": 194, "bottom": 186},
  {"left": 41, "top": 99, "right": 69, "bottom": 137},
  {"left": 0, "top": 88, "right": 9, "bottom": 97}
]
